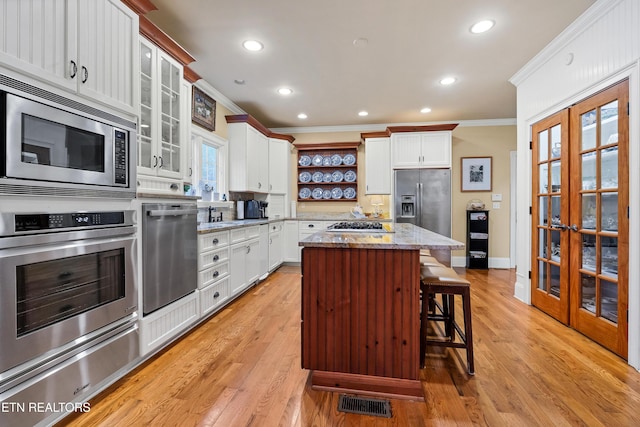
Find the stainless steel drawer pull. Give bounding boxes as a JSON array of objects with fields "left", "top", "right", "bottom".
[{"left": 147, "top": 209, "right": 198, "bottom": 217}]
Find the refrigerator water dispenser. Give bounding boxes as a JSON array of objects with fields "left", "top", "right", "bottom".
[{"left": 400, "top": 195, "right": 416, "bottom": 218}]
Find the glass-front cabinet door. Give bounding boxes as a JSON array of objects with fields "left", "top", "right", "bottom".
[
  {"left": 569, "top": 80, "right": 628, "bottom": 358},
  {"left": 531, "top": 109, "right": 570, "bottom": 324},
  {"left": 531, "top": 80, "right": 628, "bottom": 359}
]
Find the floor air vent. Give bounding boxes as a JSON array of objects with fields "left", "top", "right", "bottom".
[{"left": 337, "top": 394, "right": 392, "bottom": 418}]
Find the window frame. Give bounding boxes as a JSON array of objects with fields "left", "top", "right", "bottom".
[{"left": 191, "top": 125, "right": 228, "bottom": 198}]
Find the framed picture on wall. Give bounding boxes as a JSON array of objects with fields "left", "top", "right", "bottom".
[
  {"left": 461, "top": 156, "right": 492, "bottom": 192},
  {"left": 192, "top": 86, "right": 216, "bottom": 131}
]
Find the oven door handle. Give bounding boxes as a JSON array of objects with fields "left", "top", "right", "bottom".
[{"left": 147, "top": 209, "right": 198, "bottom": 217}]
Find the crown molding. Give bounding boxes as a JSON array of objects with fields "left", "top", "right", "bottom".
[
  {"left": 139, "top": 16, "right": 195, "bottom": 66},
  {"left": 510, "top": 0, "right": 622, "bottom": 86},
  {"left": 194, "top": 81, "right": 245, "bottom": 116},
  {"left": 270, "top": 118, "right": 515, "bottom": 134},
  {"left": 121, "top": 0, "right": 157, "bottom": 15}
]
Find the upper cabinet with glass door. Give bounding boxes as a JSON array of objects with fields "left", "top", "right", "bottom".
[{"left": 138, "top": 36, "right": 185, "bottom": 184}]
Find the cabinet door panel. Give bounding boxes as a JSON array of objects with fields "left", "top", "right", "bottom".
[
  {"left": 421, "top": 133, "right": 451, "bottom": 167},
  {"left": 269, "top": 139, "right": 289, "bottom": 194},
  {"left": 365, "top": 137, "right": 390, "bottom": 194},
  {"left": 392, "top": 134, "right": 422, "bottom": 168}
]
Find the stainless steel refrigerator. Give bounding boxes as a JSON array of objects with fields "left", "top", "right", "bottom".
[{"left": 394, "top": 169, "right": 451, "bottom": 238}]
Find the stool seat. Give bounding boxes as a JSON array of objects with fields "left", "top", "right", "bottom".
[
  {"left": 420, "top": 265, "right": 474, "bottom": 375},
  {"left": 420, "top": 255, "right": 442, "bottom": 267}
]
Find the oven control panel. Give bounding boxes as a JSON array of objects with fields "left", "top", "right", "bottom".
[{"left": 14, "top": 211, "right": 127, "bottom": 232}]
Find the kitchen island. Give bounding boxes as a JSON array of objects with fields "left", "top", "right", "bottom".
[{"left": 299, "top": 223, "right": 464, "bottom": 399}]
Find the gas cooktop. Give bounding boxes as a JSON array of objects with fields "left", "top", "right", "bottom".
[{"left": 326, "top": 221, "right": 394, "bottom": 233}]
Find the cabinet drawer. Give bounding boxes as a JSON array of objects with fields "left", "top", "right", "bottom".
[
  {"left": 198, "top": 262, "right": 230, "bottom": 289},
  {"left": 198, "top": 231, "right": 230, "bottom": 252},
  {"left": 298, "top": 221, "right": 327, "bottom": 232},
  {"left": 230, "top": 225, "right": 261, "bottom": 243},
  {"left": 200, "top": 277, "right": 230, "bottom": 317},
  {"left": 269, "top": 222, "right": 283, "bottom": 233},
  {"left": 198, "top": 247, "right": 229, "bottom": 271}
]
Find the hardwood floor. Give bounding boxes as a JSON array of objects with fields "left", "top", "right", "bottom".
[{"left": 59, "top": 266, "right": 640, "bottom": 426}]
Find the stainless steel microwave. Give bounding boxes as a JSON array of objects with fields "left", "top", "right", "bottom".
[{"left": 1, "top": 88, "right": 137, "bottom": 198}]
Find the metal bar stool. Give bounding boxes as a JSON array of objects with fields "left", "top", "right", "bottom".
[{"left": 420, "top": 265, "right": 474, "bottom": 375}]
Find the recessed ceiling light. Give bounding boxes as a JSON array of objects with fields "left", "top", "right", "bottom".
[
  {"left": 234, "top": 79, "right": 246, "bottom": 85},
  {"left": 277, "top": 87, "right": 293, "bottom": 95},
  {"left": 358, "top": 111, "right": 369, "bottom": 117},
  {"left": 440, "top": 77, "right": 456, "bottom": 85},
  {"left": 470, "top": 20, "right": 495, "bottom": 34},
  {"left": 243, "top": 40, "right": 263, "bottom": 51},
  {"left": 420, "top": 107, "right": 432, "bottom": 113},
  {"left": 298, "top": 113, "right": 308, "bottom": 119}
]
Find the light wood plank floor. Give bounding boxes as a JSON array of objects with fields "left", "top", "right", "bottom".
[{"left": 59, "top": 266, "right": 640, "bottom": 426}]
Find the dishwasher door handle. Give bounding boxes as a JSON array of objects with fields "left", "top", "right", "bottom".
[{"left": 147, "top": 209, "right": 198, "bottom": 217}]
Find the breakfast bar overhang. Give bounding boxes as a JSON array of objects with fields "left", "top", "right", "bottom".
[{"left": 299, "top": 223, "right": 464, "bottom": 399}]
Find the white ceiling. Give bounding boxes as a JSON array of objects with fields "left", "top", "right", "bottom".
[{"left": 147, "top": 0, "right": 596, "bottom": 129}]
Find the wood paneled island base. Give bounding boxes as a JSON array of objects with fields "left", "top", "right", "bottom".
[{"left": 301, "top": 246, "right": 422, "bottom": 399}]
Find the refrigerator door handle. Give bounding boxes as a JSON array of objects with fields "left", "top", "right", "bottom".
[{"left": 416, "top": 182, "right": 421, "bottom": 223}]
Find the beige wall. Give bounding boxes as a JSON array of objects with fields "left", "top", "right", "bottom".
[
  {"left": 288, "top": 125, "right": 516, "bottom": 262},
  {"left": 451, "top": 126, "right": 516, "bottom": 260}
]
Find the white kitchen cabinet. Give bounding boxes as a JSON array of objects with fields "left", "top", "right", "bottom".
[
  {"left": 364, "top": 137, "right": 391, "bottom": 194},
  {"left": 228, "top": 122, "right": 269, "bottom": 193},
  {"left": 229, "top": 225, "right": 261, "bottom": 296},
  {"left": 268, "top": 138, "right": 290, "bottom": 194},
  {"left": 269, "top": 221, "right": 284, "bottom": 271},
  {"left": 297, "top": 221, "right": 332, "bottom": 262},
  {"left": 138, "top": 36, "right": 187, "bottom": 184},
  {"left": 182, "top": 80, "right": 194, "bottom": 184},
  {"left": 391, "top": 132, "right": 452, "bottom": 168},
  {"left": 259, "top": 224, "right": 269, "bottom": 279},
  {"left": 0, "top": 0, "right": 137, "bottom": 115},
  {"left": 197, "top": 230, "right": 230, "bottom": 317},
  {"left": 283, "top": 220, "right": 299, "bottom": 263}
]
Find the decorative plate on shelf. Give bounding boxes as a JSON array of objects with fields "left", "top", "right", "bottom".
[
  {"left": 299, "top": 155, "right": 312, "bottom": 166},
  {"left": 312, "top": 154, "right": 324, "bottom": 166},
  {"left": 342, "top": 153, "right": 356, "bottom": 165},
  {"left": 322, "top": 156, "right": 332, "bottom": 166},
  {"left": 332, "top": 170, "right": 344, "bottom": 182},
  {"left": 312, "top": 187, "right": 324, "bottom": 199},
  {"left": 330, "top": 154, "right": 343, "bottom": 166},
  {"left": 331, "top": 187, "right": 343, "bottom": 199},
  {"left": 299, "top": 171, "right": 312, "bottom": 183},
  {"left": 312, "top": 171, "right": 324, "bottom": 183},
  {"left": 343, "top": 187, "right": 356, "bottom": 199},
  {"left": 299, "top": 187, "right": 311, "bottom": 199},
  {"left": 344, "top": 170, "right": 356, "bottom": 182},
  {"left": 323, "top": 172, "right": 333, "bottom": 182},
  {"left": 322, "top": 189, "right": 332, "bottom": 199}
]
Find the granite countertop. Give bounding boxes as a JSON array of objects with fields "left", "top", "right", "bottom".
[
  {"left": 298, "top": 223, "right": 464, "bottom": 250},
  {"left": 294, "top": 212, "right": 391, "bottom": 222},
  {"left": 197, "top": 218, "right": 278, "bottom": 233}
]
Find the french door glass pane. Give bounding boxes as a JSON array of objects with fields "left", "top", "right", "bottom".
[
  {"left": 551, "top": 195, "right": 561, "bottom": 225},
  {"left": 581, "top": 109, "right": 597, "bottom": 150},
  {"left": 581, "top": 274, "right": 596, "bottom": 313},
  {"left": 582, "top": 151, "right": 597, "bottom": 190},
  {"left": 550, "top": 264, "right": 560, "bottom": 297},
  {"left": 601, "top": 146, "right": 618, "bottom": 189},
  {"left": 582, "top": 234, "right": 596, "bottom": 271},
  {"left": 550, "top": 124, "right": 562, "bottom": 158},
  {"left": 582, "top": 194, "right": 596, "bottom": 229},
  {"left": 550, "top": 230, "right": 561, "bottom": 261},
  {"left": 539, "top": 196, "right": 548, "bottom": 226},
  {"left": 601, "top": 193, "right": 618, "bottom": 231},
  {"left": 538, "top": 129, "right": 548, "bottom": 161},
  {"left": 140, "top": 44, "right": 152, "bottom": 77},
  {"left": 601, "top": 236, "right": 618, "bottom": 278},
  {"left": 539, "top": 228, "right": 547, "bottom": 258},
  {"left": 601, "top": 279, "right": 618, "bottom": 324},
  {"left": 539, "top": 164, "right": 548, "bottom": 193},
  {"left": 550, "top": 161, "right": 561, "bottom": 191},
  {"left": 538, "top": 260, "right": 547, "bottom": 290},
  {"left": 600, "top": 100, "right": 618, "bottom": 145}
]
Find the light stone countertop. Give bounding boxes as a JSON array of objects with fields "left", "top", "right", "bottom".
[{"left": 298, "top": 223, "right": 464, "bottom": 250}]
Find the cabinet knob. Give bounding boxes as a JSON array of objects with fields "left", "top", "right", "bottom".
[
  {"left": 213, "top": 291, "right": 220, "bottom": 298},
  {"left": 308, "top": 224, "right": 314, "bottom": 228},
  {"left": 213, "top": 254, "right": 219, "bottom": 262},
  {"left": 212, "top": 238, "right": 219, "bottom": 244},
  {"left": 212, "top": 271, "right": 219, "bottom": 278},
  {"left": 246, "top": 246, "right": 251, "bottom": 254}
]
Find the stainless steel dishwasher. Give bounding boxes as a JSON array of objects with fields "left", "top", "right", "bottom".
[{"left": 142, "top": 203, "right": 198, "bottom": 315}]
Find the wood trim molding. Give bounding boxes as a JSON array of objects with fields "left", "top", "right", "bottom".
[
  {"left": 386, "top": 123, "right": 458, "bottom": 133},
  {"left": 139, "top": 15, "right": 195, "bottom": 66},
  {"left": 121, "top": 0, "right": 157, "bottom": 15},
  {"left": 360, "top": 130, "right": 391, "bottom": 140},
  {"left": 183, "top": 66, "right": 201, "bottom": 84},
  {"left": 270, "top": 132, "right": 296, "bottom": 143},
  {"left": 293, "top": 141, "right": 361, "bottom": 150}
]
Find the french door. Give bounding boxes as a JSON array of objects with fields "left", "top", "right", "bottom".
[{"left": 532, "top": 80, "right": 629, "bottom": 358}]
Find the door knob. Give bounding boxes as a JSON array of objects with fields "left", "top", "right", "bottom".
[{"left": 569, "top": 224, "right": 579, "bottom": 232}]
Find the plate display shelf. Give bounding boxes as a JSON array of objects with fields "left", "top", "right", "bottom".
[{"left": 294, "top": 142, "right": 361, "bottom": 201}]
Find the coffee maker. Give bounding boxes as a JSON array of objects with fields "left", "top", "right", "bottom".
[{"left": 259, "top": 201, "right": 268, "bottom": 218}]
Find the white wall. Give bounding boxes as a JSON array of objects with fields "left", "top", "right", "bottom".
[{"left": 510, "top": 0, "right": 640, "bottom": 369}]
